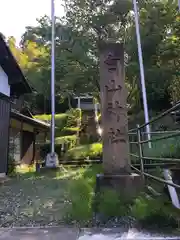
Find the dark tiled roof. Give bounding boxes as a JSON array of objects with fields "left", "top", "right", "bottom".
[{"left": 11, "top": 109, "right": 50, "bottom": 130}]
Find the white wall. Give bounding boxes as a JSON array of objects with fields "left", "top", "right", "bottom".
[{"left": 0, "top": 66, "right": 10, "bottom": 97}]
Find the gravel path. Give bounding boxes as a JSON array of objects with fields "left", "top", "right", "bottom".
[{"left": 0, "top": 172, "right": 67, "bottom": 227}]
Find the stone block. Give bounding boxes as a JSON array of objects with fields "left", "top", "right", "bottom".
[
  {"left": 45, "top": 152, "right": 59, "bottom": 168},
  {"left": 96, "top": 173, "right": 144, "bottom": 199}
]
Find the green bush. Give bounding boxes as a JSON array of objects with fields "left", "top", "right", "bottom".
[
  {"left": 65, "top": 179, "right": 94, "bottom": 222},
  {"left": 63, "top": 164, "right": 102, "bottom": 223},
  {"left": 64, "top": 143, "right": 102, "bottom": 160},
  {"left": 39, "top": 135, "right": 78, "bottom": 159},
  {"left": 98, "top": 189, "right": 131, "bottom": 217},
  {"left": 34, "top": 113, "right": 68, "bottom": 131},
  {"left": 60, "top": 127, "right": 79, "bottom": 136},
  {"left": 39, "top": 143, "right": 62, "bottom": 159},
  {"left": 131, "top": 194, "right": 179, "bottom": 228},
  {"left": 130, "top": 133, "right": 180, "bottom": 163},
  {"left": 55, "top": 135, "right": 77, "bottom": 149},
  {"left": 62, "top": 165, "right": 179, "bottom": 228},
  {"left": 34, "top": 110, "right": 81, "bottom": 139},
  {"left": 143, "top": 135, "right": 180, "bottom": 159},
  {"left": 66, "top": 108, "right": 81, "bottom": 127}
]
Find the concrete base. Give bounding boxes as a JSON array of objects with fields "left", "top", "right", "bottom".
[
  {"left": 96, "top": 173, "right": 144, "bottom": 199},
  {"left": 0, "top": 173, "right": 6, "bottom": 178},
  {"left": 45, "top": 152, "right": 59, "bottom": 168},
  {"left": 0, "top": 173, "right": 9, "bottom": 185}
]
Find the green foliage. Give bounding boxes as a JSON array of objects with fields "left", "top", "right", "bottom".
[
  {"left": 131, "top": 194, "right": 179, "bottom": 228},
  {"left": 64, "top": 165, "right": 102, "bottom": 223},
  {"left": 39, "top": 143, "right": 62, "bottom": 159},
  {"left": 65, "top": 179, "right": 94, "bottom": 222},
  {"left": 63, "top": 165, "right": 179, "bottom": 227},
  {"left": 40, "top": 135, "right": 78, "bottom": 159},
  {"left": 35, "top": 111, "right": 80, "bottom": 158},
  {"left": 34, "top": 114, "right": 68, "bottom": 130},
  {"left": 143, "top": 135, "right": 180, "bottom": 159},
  {"left": 7, "top": 156, "right": 16, "bottom": 176},
  {"left": 5, "top": 0, "right": 180, "bottom": 113},
  {"left": 66, "top": 108, "right": 82, "bottom": 127},
  {"left": 55, "top": 135, "right": 77, "bottom": 149},
  {"left": 34, "top": 110, "right": 81, "bottom": 136},
  {"left": 98, "top": 189, "right": 131, "bottom": 217},
  {"left": 64, "top": 143, "right": 102, "bottom": 160},
  {"left": 60, "top": 127, "right": 79, "bottom": 136}
]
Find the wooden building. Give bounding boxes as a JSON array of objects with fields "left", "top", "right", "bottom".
[{"left": 0, "top": 34, "right": 49, "bottom": 177}]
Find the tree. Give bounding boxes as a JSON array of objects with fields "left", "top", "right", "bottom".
[
  {"left": 126, "top": 0, "right": 179, "bottom": 111},
  {"left": 7, "top": 36, "right": 51, "bottom": 112},
  {"left": 7, "top": 0, "right": 180, "bottom": 114}
]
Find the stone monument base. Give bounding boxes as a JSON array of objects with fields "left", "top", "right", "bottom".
[
  {"left": 95, "top": 173, "right": 144, "bottom": 199},
  {"left": 45, "top": 152, "right": 59, "bottom": 168}
]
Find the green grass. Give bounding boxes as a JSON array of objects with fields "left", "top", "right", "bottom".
[
  {"left": 64, "top": 143, "right": 102, "bottom": 160},
  {"left": 63, "top": 164, "right": 102, "bottom": 223},
  {"left": 2, "top": 165, "right": 179, "bottom": 228},
  {"left": 62, "top": 165, "right": 179, "bottom": 228},
  {"left": 0, "top": 166, "right": 68, "bottom": 227}
]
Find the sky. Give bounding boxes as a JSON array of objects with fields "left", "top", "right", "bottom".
[{"left": 0, "top": 0, "right": 64, "bottom": 44}]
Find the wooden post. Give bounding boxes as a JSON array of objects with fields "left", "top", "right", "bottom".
[{"left": 99, "top": 42, "right": 130, "bottom": 175}]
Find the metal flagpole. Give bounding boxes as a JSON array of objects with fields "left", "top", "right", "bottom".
[
  {"left": 132, "top": 0, "right": 151, "bottom": 148},
  {"left": 51, "top": 0, "right": 55, "bottom": 153}
]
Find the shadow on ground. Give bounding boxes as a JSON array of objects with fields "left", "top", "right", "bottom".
[{"left": 0, "top": 170, "right": 69, "bottom": 227}]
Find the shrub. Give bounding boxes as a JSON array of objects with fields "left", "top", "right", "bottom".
[
  {"left": 39, "top": 143, "right": 62, "bottom": 159},
  {"left": 65, "top": 179, "right": 94, "bottom": 222},
  {"left": 62, "top": 165, "right": 179, "bottom": 228},
  {"left": 64, "top": 143, "right": 102, "bottom": 160},
  {"left": 60, "top": 127, "right": 79, "bottom": 136},
  {"left": 39, "top": 135, "right": 78, "bottom": 159},
  {"left": 98, "top": 189, "right": 131, "bottom": 217},
  {"left": 142, "top": 135, "right": 180, "bottom": 159},
  {"left": 131, "top": 194, "right": 179, "bottom": 228},
  {"left": 66, "top": 108, "right": 81, "bottom": 127},
  {"left": 34, "top": 113, "right": 68, "bottom": 130},
  {"left": 34, "top": 110, "right": 81, "bottom": 139},
  {"left": 55, "top": 135, "right": 77, "bottom": 149},
  {"left": 63, "top": 164, "right": 102, "bottom": 223}
]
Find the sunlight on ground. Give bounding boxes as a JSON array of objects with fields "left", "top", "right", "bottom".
[
  {"left": 0, "top": 166, "right": 69, "bottom": 227},
  {"left": 0, "top": 164, "right": 100, "bottom": 227},
  {"left": 78, "top": 230, "right": 134, "bottom": 240},
  {"left": 16, "top": 164, "right": 35, "bottom": 174},
  {"left": 78, "top": 229, "right": 179, "bottom": 240}
]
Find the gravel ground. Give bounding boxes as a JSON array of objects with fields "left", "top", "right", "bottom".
[{"left": 0, "top": 171, "right": 67, "bottom": 227}]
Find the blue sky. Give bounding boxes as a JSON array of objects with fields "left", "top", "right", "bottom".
[{"left": 0, "top": 0, "right": 64, "bottom": 44}]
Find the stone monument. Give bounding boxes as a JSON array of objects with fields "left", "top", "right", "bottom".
[{"left": 98, "top": 42, "right": 143, "bottom": 197}]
